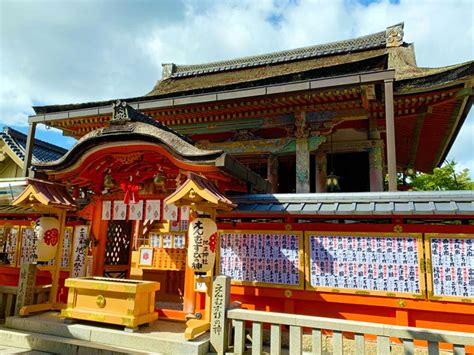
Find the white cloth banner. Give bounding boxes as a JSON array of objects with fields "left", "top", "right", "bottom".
[
  {"left": 164, "top": 203, "right": 178, "bottom": 221},
  {"left": 145, "top": 200, "right": 161, "bottom": 220},
  {"left": 180, "top": 206, "right": 190, "bottom": 221},
  {"left": 113, "top": 201, "right": 127, "bottom": 220},
  {"left": 102, "top": 201, "right": 111, "bottom": 220},
  {"left": 129, "top": 201, "right": 144, "bottom": 220}
]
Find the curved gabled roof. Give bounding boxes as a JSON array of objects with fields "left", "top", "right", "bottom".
[
  {"left": 35, "top": 100, "right": 224, "bottom": 171},
  {"left": 35, "top": 101, "right": 271, "bottom": 192}
]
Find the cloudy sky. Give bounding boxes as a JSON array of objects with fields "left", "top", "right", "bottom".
[{"left": 0, "top": 0, "right": 473, "bottom": 174}]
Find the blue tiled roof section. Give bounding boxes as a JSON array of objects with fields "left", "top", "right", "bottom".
[
  {"left": 230, "top": 191, "right": 474, "bottom": 216},
  {"left": 1, "top": 127, "right": 67, "bottom": 163}
]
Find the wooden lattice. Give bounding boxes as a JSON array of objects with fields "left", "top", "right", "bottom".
[{"left": 104, "top": 221, "right": 131, "bottom": 266}]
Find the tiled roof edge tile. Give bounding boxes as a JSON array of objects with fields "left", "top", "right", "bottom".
[{"left": 164, "top": 24, "right": 403, "bottom": 79}]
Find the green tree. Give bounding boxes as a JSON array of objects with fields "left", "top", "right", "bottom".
[{"left": 409, "top": 160, "right": 474, "bottom": 191}]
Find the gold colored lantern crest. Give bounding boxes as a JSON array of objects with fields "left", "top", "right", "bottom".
[
  {"left": 34, "top": 217, "right": 60, "bottom": 262},
  {"left": 187, "top": 218, "right": 217, "bottom": 273}
]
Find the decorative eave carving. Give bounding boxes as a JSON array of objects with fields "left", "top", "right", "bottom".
[
  {"left": 386, "top": 23, "right": 404, "bottom": 48},
  {"left": 110, "top": 100, "right": 131, "bottom": 125}
]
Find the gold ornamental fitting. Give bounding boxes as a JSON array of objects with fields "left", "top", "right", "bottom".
[
  {"left": 393, "top": 224, "right": 403, "bottom": 233},
  {"left": 96, "top": 294, "right": 106, "bottom": 308},
  {"left": 397, "top": 299, "right": 407, "bottom": 308}
]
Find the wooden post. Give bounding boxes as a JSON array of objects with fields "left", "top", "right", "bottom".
[
  {"left": 315, "top": 151, "right": 327, "bottom": 193},
  {"left": 267, "top": 154, "right": 279, "bottom": 193},
  {"left": 384, "top": 79, "right": 397, "bottom": 191},
  {"left": 296, "top": 138, "right": 310, "bottom": 193},
  {"left": 49, "top": 209, "right": 67, "bottom": 307},
  {"left": 22, "top": 122, "right": 37, "bottom": 177},
  {"left": 369, "top": 146, "right": 384, "bottom": 192},
  {"left": 210, "top": 275, "right": 231, "bottom": 355},
  {"left": 14, "top": 263, "right": 37, "bottom": 315},
  {"left": 295, "top": 111, "right": 310, "bottom": 193}
]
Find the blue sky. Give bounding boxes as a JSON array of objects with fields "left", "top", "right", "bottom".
[{"left": 1, "top": 0, "right": 472, "bottom": 175}]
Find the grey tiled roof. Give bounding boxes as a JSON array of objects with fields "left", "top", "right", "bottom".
[
  {"left": 0, "top": 127, "right": 67, "bottom": 164},
  {"left": 169, "top": 28, "right": 390, "bottom": 78},
  {"left": 229, "top": 191, "right": 474, "bottom": 216}
]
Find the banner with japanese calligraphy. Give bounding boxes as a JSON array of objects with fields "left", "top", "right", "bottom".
[
  {"left": 20, "top": 227, "right": 36, "bottom": 264},
  {"left": 71, "top": 225, "right": 89, "bottom": 278},
  {"left": 306, "top": 232, "right": 423, "bottom": 297},
  {"left": 218, "top": 231, "right": 304, "bottom": 289},
  {"left": 426, "top": 234, "right": 473, "bottom": 302},
  {"left": 61, "top": 227, "right": 73, "bottom": 269}
]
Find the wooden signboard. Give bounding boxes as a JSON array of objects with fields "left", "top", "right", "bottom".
[
  {"left": 425, "top": 233, "right": 473, "bottom": 303},
  {"left": 61, "top": 226, "right": 74, "bottom": 270},
  {"left": 2, "top": 225, "right": 19, "bottom": 267},
  {"left": 305, "top": 232, "right": 425, "bottom": 298},
  {"left": 71, "top": 225, "right": 90, "bottom": 278},
  {"left": 218, "top": 230, "right": 304, "bottom": 289},
  {"left": 19, "top": 227, "right": 36, "bottom": 264}
]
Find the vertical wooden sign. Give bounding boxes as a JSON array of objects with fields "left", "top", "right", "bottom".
[
  {"left": 210, "top": 275, "right": 231, "bottom": 355},
  {"left": 15, "top": 263, "right": 37, "bottom": 315},
  {"left": 71, "top": 226, "right": 89, "bottom": 278}
]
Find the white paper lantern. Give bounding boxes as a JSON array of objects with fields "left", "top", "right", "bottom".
[
  {"left": 188, "top": 218, "right": 217, "bottom": 273},
  {"left": 35, "top": 217, "right": 60, "bottom": 262}
]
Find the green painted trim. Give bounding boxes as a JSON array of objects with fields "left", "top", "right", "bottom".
[{"left": 455, "top": 87, "right": 473, "bottom": 98}]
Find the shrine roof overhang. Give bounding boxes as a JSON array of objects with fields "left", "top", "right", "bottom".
[
  {"left": 34, "top": 119, "right": 271, "bottom": 193},
  {"left": 222, "top": 191, "right": 474, "bottom": 217},
  {"left": 12, "top": 178, "right": 76, "bottom": 212}
]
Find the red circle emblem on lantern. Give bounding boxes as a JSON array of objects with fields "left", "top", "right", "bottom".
[{"left": 43, "top": 228, "right": 59, "bottom": 246}]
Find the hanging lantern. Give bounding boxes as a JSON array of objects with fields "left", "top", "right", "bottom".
[
  {"left": 153, "top": 171, "right": 165, "bottom": 186},
  {"left": 104, "top": 173, "right": 115, "bottom": 188},
  {"left": 327, "top": 172, "right": 341, "bottom": 192},
  {"left": 34, "top": 217, "right": 60, "bottom": 262},
  {"left": 187, "top": 217, "right": 217, "bottom": 273}
]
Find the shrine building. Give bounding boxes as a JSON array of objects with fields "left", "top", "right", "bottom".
[{"left": 0, "top": 23, "right": 473, "bottom": 339}]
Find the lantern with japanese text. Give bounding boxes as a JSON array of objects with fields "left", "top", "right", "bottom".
[
  {"left": 188, "top": 218, "right": 217, "bottom": 273},
  {"left": 34, "top": 217, "right": 60, "bottom": 262}
]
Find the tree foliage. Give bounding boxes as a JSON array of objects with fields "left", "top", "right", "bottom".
[{"left": 408, "top": 160, "right": 474, "bottom": 191}]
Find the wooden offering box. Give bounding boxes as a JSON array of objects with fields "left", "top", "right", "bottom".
[{"left": 61, "top": 277, "right": 160, "bottom": 331}]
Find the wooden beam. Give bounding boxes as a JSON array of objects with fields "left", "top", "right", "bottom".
[
  {"left": 384, "top": 79, "right": 397, "bottom": 191},
  {"left": 22, "top": 123, "right": 36, "bottom": 177},
  {"left": 407, "top": 112, "right": 427, "bottom": 169}
]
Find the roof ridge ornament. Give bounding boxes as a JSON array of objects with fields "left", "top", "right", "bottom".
[
  {"left": 111, "top": 100, "right": 131, "bottom": 125},
  {"left": 386, "top": 23, "right": 404, "bottom": 48},
  {"left": 162, "top": 63, "right": 177, "bottom": 79}
]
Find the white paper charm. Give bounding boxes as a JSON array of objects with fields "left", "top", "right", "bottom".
[
  {"left": 113, "top": 201, "right": 127, "bottom": 220},
  {"left": 145, "top": 200, "right": 161, "bottom": 220},
  {"left": 102, "top": 201, "right": 111, "bottom": 220},
  {"left": 129, "top": 201, "right": 144, "bottom": 220}
]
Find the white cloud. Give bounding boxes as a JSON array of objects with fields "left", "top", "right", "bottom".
[{"left": 0, "top": 0, "right": 472, "bottom": 175}]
